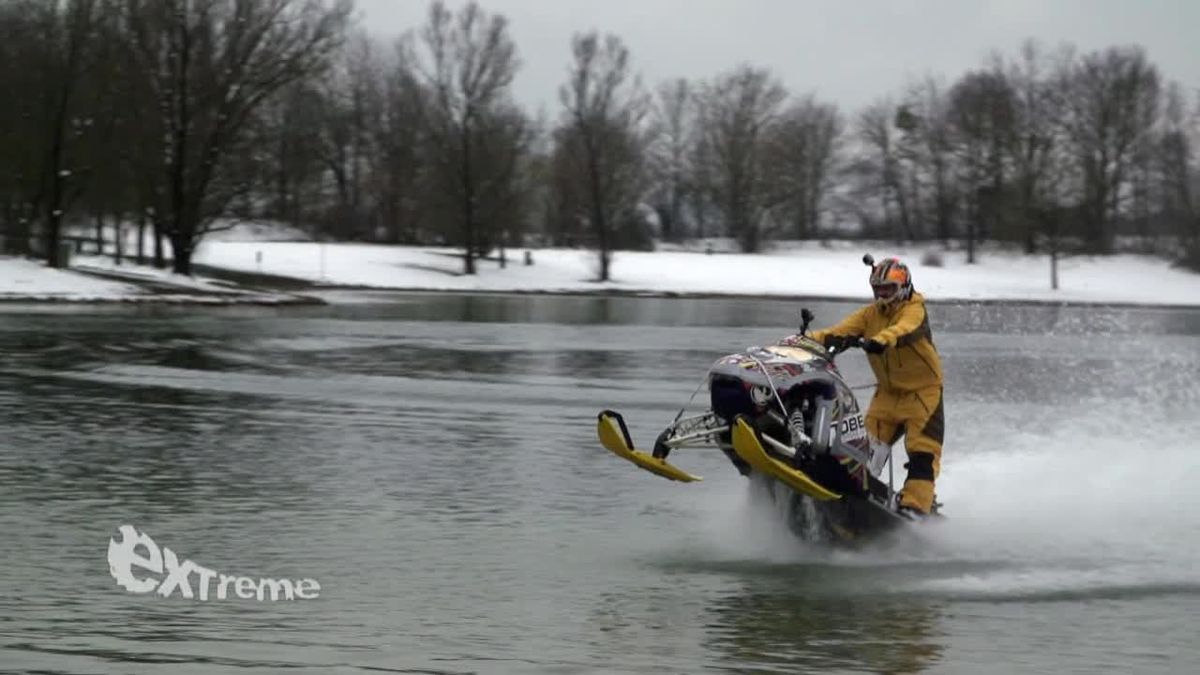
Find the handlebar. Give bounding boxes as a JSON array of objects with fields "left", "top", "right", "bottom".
[
  {"left": 825, "top": 335, "right": 865, "bottom": 358},
  {"left": 796, "top": 305, "right": 876, "bottom": 360}
]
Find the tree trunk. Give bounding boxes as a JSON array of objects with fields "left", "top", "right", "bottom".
[
  {"left": 585, "top": 133, "right": 610, "bottom": 282},
  {"left": 1022, "top": 179, "right": 1037, "bottom": 254},
  {"left": 1049, "top": 211, "right": 1060, "bottom": 290},
  {"left": 114, "top": 212, "right": 123, "bottom": 266},
  {"left": 43, "top": 14, "right": 83, "bottom": 269},
  {"left": 94, "top": 212, "right": 104, "bottom": 255},
  {"left": 137, "top": 211, "right": 146, "bottom": 265},
  {"left": 737, "top": 199, "right": 759, "bottom": 253},
  {"left": 153, "top": 219, "right": 165, "bottom": 269},
  {"left": 6, "top": 205, "right": 31, "bottom": 256},
  {"left": 45, "top": 150, "right": 65, "bottom": 267},
  {"left": 893, "top": 179, "right": 913, "bottom": 241},
  {"left": 164, "top": 10, "right": 190, "bottom": 273},
  {"left": 1050, "top": 245, "right": 1059, "bottom": 290},
  {"left": 461, "top": 127, "right": 476, "bottom": 275},
  {"left": 170, "top": 233, "right": 192, "bottom": 275},
  {"left": 935, "top": 164, "right": 950, "bottom": 244},
  {"left": 670, "top": 179, "right": 683, "bottom": 241},
  {"left": 967, "top": 220, "right": 977, "bottom": 264}
]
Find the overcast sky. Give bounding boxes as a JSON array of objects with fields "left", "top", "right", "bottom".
[{"left": 353, "top": 0, "right": 1196, "bottom": 115}]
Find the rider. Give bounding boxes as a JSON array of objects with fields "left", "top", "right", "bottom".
[{"left": 807, "top": 257, "right": 944, "bottom": 515}]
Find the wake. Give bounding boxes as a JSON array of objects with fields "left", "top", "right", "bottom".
[{"left": 677, "top": 397, "right": 1200, "bottom": 601}]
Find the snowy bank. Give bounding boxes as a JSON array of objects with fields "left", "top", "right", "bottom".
[
  {"left": 0, "top": 257, "right": 144, "bottom": 302},
  {"left": 5, "top": 229, "right": 1198, "bottom": 308},
  {"left": 0, "top": 254, "right": 314, "bottom": 305},
  {"left": 192, "top": 240, "right": 1200, "bottom": 308}
]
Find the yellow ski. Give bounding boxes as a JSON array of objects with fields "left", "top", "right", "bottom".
[
  {"left": 730, "top": 416, "right": 842, "bottom": 501},
  {"left": 597, "top": 411, "right": 701, "bottom": 482}
]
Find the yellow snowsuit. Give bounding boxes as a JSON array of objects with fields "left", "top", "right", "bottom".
[{"left": 809, "top": 292, "right": 944, "bottom": 513}]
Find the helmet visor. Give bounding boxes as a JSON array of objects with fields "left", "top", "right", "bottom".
[{"left": 872, "top": 283, "right": 898, "bottom": 300}]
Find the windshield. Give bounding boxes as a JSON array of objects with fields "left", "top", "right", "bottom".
[{"left": 774, "top": 334, "right": 829, "bottom": 359}]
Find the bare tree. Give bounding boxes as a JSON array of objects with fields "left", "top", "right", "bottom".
[
  {"left": 949, "top": 69, "right": 1015, "bottom": 262},
  {"left": 557, "top": 31, "right": 649, "bottom": 281},
  {"left": 371, "top": 37, "right": 431, "bottom": 244},
  {"left": 76, "top": 5, "right": 140, "bottom": 263},
  {"left": 647, "top": 77, "right": 695, "bottom": 242},
  {"left": 44, "top": 0, "right": 102, "bottom": 265},
  {"left": 415, "top": 0, "right": 519, "bottom": 274},
  {"left": 545, "top": 128, "right": 585, "bottom": 246},
  {"left": 891, "top": 103, "right": 926, "bottom": 239},
  {"left": 304, "top": 31, "right": 414, "bottom": 241},
  {"left": 1055, "top": 45, "right": 1161, "bottom": 253},
  {"left": 902, "top": 77, "right": 958, "bottom": 245},
  {"left": 1004, "top": 40, "right": 1064, "bottom": 254},
  {"left": 0, "top": 0, "right": 103, "bottom": 264},
  {"left": 119, "top": 0, "right": 351, "bottom": 275},
  {"left": 1157, "top": 83, "right": 1199, "bottom": 266},
  {"left": 316, "top": 34, "right": 366, "bottom": 239},
  {"left": 473, "top": 101, "right": 534, "bottom": 264},
  {"left": 764, "top": 94, "right": 842, "bottom": 240},
  {"left": 687, "top": 126, "right": 718, "bottom": 239},
  {"left": 286, "top": 32, "right": 433, "bottom": 243},
  {"left": 254, "top": 82, "right": 326, "bottom": 233},
  {"left": 0, "top": 3, "right": 51, "bottom": 254},
  {"left": 848, "top": 98, "right": 908, "bottom": 238},
  {"left": 694, "top": 65, "right": 787, "bottom": 253}
]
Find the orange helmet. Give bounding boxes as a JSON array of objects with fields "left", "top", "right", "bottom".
[{"left": 869, "top": 257, "right": 912, "bottom": 307}]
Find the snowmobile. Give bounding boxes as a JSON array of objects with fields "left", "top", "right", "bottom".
[{"left": 597, "top": 308, "right": 943, "bottom": 543}]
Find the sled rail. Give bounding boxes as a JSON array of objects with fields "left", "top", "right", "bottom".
[
  {"left": 597, "top": 410, "right": 702, "bottom": 482},
  {"left": 729, "top": 416, "right": 842, "bottom": 501}
]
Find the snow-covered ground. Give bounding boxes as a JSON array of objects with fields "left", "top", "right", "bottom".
[
  {"left": 0, "top": 220, "right": 311, "bottom": 303},
  {"left": 3, "top": 220, "right": 1198, "bottom": 306},
  {"left": 0, "top": 257, "right": 144, "bottom": 302},
  {"left": 0, "top": 253, "right": 307, "bottom": 304},
  {"left": 191, "top": 239, "right": 1200, "bottom": 307}
]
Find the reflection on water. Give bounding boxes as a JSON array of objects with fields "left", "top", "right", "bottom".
[
  {"left": 307, "top": 290, "right": 1200, "bottom": 335},
  {"left": 706, "top": 587, "right": 943, "bottom": 674},
  {"left": 0, "top": 295, "right": 1198, "bottom": 674}
]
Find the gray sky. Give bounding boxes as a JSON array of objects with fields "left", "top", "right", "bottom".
[{"left": 354, "top": 0, "right": 1197, "bottom": 115}]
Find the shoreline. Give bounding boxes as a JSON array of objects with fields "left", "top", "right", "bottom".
[
  {"left": 3, "top": 249, "right": 1197, "bottom": 310},
  {"left": 1, "top": 281, "right": 1198, "bottom": 310},
  {"left": 302, "top": 284, "right": 1200, "bottom": 310},
  {"left": 0, "top": 294, "right": 323, "bottom": 305},
  {"left": 212, "top": 282, "right": 1200, "bottom": 311}
]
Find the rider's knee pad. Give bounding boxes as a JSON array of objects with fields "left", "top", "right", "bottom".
[{"left": 904, "top": 452, "right": 936, "bottom": 481}]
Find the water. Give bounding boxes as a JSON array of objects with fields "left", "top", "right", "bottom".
[{"left": 1, "top": 293, "right": 1199, "bottom": 674}]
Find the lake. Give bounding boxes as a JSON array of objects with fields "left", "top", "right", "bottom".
[{"left": 2, "top": 292, "right": 1198, "bottom": 674}]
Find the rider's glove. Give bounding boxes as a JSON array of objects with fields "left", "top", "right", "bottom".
[
  {"left": 824, "top": 335, "right": 850, "bottom": 351},
  {"left": 862, "top": 338, "right": 887, "bottom": 354}
]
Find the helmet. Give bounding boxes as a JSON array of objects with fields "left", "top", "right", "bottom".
[{"left": 869, "top": 257, "right": 912, "bottom": 308}]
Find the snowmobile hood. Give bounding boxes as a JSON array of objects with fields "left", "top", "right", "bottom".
[{"left": 708, "top": 340, "right": 844, "bottom": 391}]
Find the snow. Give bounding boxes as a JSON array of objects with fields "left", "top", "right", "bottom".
[
  {"left": 71, "top": 255, "right": 241, "bottom": 293},
  {"left": 3, "top": 233, "right": 1198, "bottom": 307},
  {"left": 190, "top": 240, "right": 1200, "bottom": 307},
  {"left": 0, "top": 220, "right": 314, "bottom": 304},
  {"left": 0, "top": 256, "right": 144, "bottom": 301},
  {"left": 0, "top": 253, "right": 302, "bottom": 305}
]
